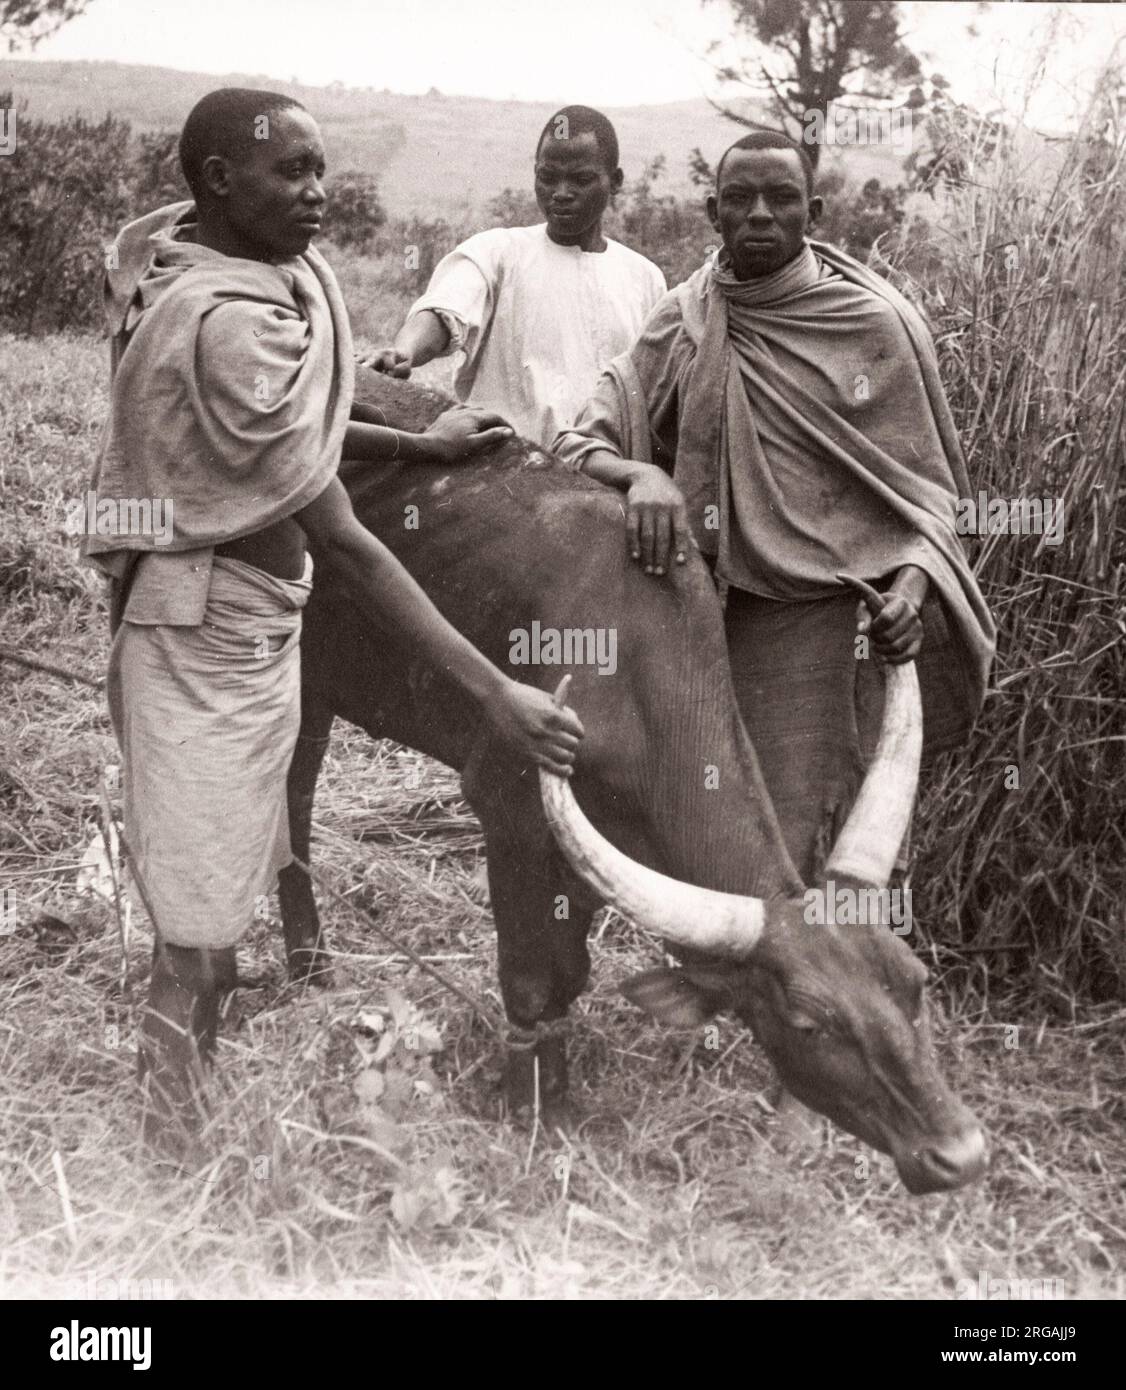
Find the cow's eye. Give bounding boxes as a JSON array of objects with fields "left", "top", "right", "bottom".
[{"left": 786, "top": 1007, "right": 824, "bottom": 1035}]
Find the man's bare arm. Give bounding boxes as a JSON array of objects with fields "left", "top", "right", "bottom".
[
  {"left": 295, "top": 478, "right": 583, "bottom": 772},
  {"left": 363, "top": 309, "right": 450, "bottom": 378},
  {"left": 343, "top": 406, "right": 512, "bottom": 465},
  {"left": 887, "top": 563, "right": 929, "bottom": 612},
  {"left": 581, "top": 448, "right": 691, "bottom": 577}
]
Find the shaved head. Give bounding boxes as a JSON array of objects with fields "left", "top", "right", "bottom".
[
  {"left": 179, "top": 88, "right": 306, "bottom": 200},
  {"left": 707, "top": 129, "right": 822, "bottom": 280},
  {"left": 716, "top": 130, "right": 815, "bottom": 197},
  {"left": 537, "top": 104, "right": 620, "bottom": 174}
]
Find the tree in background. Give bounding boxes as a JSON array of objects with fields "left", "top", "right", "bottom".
[
  {"left": 700, "top": 0, "right": 922, "bottom": 167},
  {"left": 1, "top": 0, "right": 90, "bottom": 49}
]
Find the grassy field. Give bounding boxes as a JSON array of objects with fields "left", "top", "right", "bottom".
[
  {"left": 0, "top": 58, "right": 902, "bottom": 219},
  {"left": 1, "top": 309, "right": 1124, "bottom": 1301},
  {"left": 0, "top": 59, "right": 762, "bottom": 218},
  {"left": 1, "top": 50, "right": 1124, "bottom": 1300}
]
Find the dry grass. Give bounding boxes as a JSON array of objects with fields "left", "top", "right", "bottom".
[{"left": 1, "top": 330, "right": 1124, "bottom": 1300}]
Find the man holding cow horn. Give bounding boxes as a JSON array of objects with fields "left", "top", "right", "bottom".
[
  {"left": 83, "top": 89, "right": 583, "bottom": 1158},
  {"left": 555, "top": 129, "right": 995, "bottom": 887}
]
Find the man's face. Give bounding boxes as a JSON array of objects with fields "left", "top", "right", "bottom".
[
  {"left": 206, "top": 108, "right": 327, "bottom": 261},
  {"left": 534, "top": 130, "right": 621, "bottom": 244},
  {"left": 706, "top": 147, "right": 821, "bottom": 279}
]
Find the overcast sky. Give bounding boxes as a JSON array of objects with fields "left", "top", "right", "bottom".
[{"left": 19, "top": 0, "right": 1126, "bottom": 124}]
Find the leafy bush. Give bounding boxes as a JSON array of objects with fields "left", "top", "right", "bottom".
[
  {"left": 129, "top": 129, "right": 187, "bottom": 209},
  {"left": 388, "top": 214, "right": 460, "bottom": 294},
  {"left": 605, "top": 156, "right": 715, "bottom": 288},
  {"left": 486, "top": 187, "right": 540, "bottom": 228},
  {"left": 816, "top": 171, "right": 909, "bottom": 258},
  {"left": 0, "top": 101, "right": 195, "bottom": 334},
  {"left": 0, "top": 97, "right": 136, "bottom": 333},
  {"left": 322, "top": 170, "right": 387, "bottom": 253}
]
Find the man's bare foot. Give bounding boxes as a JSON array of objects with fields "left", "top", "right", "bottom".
[{"left": 138, "top": 943, "right": 236, "bottom": 1161}]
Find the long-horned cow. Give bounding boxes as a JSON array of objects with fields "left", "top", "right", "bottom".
[{"left": 279, "top": 369, "right": 986, "bottom": 1196}]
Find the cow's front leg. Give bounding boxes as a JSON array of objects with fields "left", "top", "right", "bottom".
[
  {"left": 463, "top": 751, "right": 597, "bottom": 1129},
  {"left": 493, "top": 856, "right": 597, "bottom": 1127},
  {"left": 278, "top": 695, "right": 334, "bottom": 984}
]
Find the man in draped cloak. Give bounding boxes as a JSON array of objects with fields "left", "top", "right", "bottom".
[
  {"left": 555, "top": 131, "right": 995, "bottom": 885},
  {"left": 83, "top": 89, "right": 581, "bottom": 1151}
]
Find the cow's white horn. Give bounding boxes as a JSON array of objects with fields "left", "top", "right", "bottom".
[
  {"left": 825, "top": 660, "right": 922, "bottom": 888},
  {"left": 539, "top": 676, "right": 765, "bottom": 957},
  {"left": 539, "top": 771, "right": 765, "bottom": 959}
]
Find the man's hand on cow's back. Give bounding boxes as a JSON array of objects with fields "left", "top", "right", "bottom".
[
  {"left": 425, "top": 405, "right": 514, "bottom": 463},
  {"left": 625, "top": 464, "right": 691, "bottom": 577},
  {"left": 576, "top": 450, "right": 690, "bottom": 578}
]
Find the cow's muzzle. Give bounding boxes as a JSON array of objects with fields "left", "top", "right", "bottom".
[{"left": 895, "top": 1124, "right": 988, "bottom": 1194}]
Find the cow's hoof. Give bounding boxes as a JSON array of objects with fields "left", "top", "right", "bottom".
[
  {"left": 501, "top": 1036, "right": 571, "bottom": 1127},
  {"left": 502, "top": 1089, "right": 581, "bottom": 1137},
  {"left": 286, "top": 946, "right": 334, "bottom": 988},
  {"left": 539, "top": 1091, "right": 583, "bottom": 1136}
]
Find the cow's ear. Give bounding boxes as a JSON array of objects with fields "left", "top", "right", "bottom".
[{"left": 620, "top": 968, "right": 729, "bottom": 1027}]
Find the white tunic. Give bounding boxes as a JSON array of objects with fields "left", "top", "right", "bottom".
[{"left": 407, "top": 223, "right": 666, "bottom": 447}]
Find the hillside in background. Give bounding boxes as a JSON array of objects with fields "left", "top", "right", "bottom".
[{"left": 0, "top": 58, "right": 903, "bottom": 216}]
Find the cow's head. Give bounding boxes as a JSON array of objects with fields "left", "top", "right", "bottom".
[{"left": 540, "top": 662, "right": 986, "bottom": 1196}]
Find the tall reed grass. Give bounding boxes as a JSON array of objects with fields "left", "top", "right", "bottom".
[{"left": 884, "top": 76, "right": 1126, "bottom": 1007}]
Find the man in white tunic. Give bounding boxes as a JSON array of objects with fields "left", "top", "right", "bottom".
[{"left": 367, "top": 106, "right": 666, "bottom": 446}]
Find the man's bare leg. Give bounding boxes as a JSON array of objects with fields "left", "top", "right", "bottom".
[{"left": 138, "top": 943, "right": 237, "bottom": 1159}]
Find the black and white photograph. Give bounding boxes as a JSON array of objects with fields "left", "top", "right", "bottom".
[{"left": 0, "top": 0, "right": 1122, "bottom": 1324}]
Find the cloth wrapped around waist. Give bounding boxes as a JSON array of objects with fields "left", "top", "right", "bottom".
[
  {"left": 108, "top": 554, "right": 313, "bottom": 948},
  {"left": 724, "top": 588, "right": 913, "bottom": 883}
]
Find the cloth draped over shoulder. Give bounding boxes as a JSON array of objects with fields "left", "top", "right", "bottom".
[
  {"left": 88, "top": 203, "right": 349, "bottom": 948},
  {"left": 84, "top": 200, "right": 353, "bottom": 624},
  {"left": 554, "top": 240, "right": 996, "bottom": 753}
]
